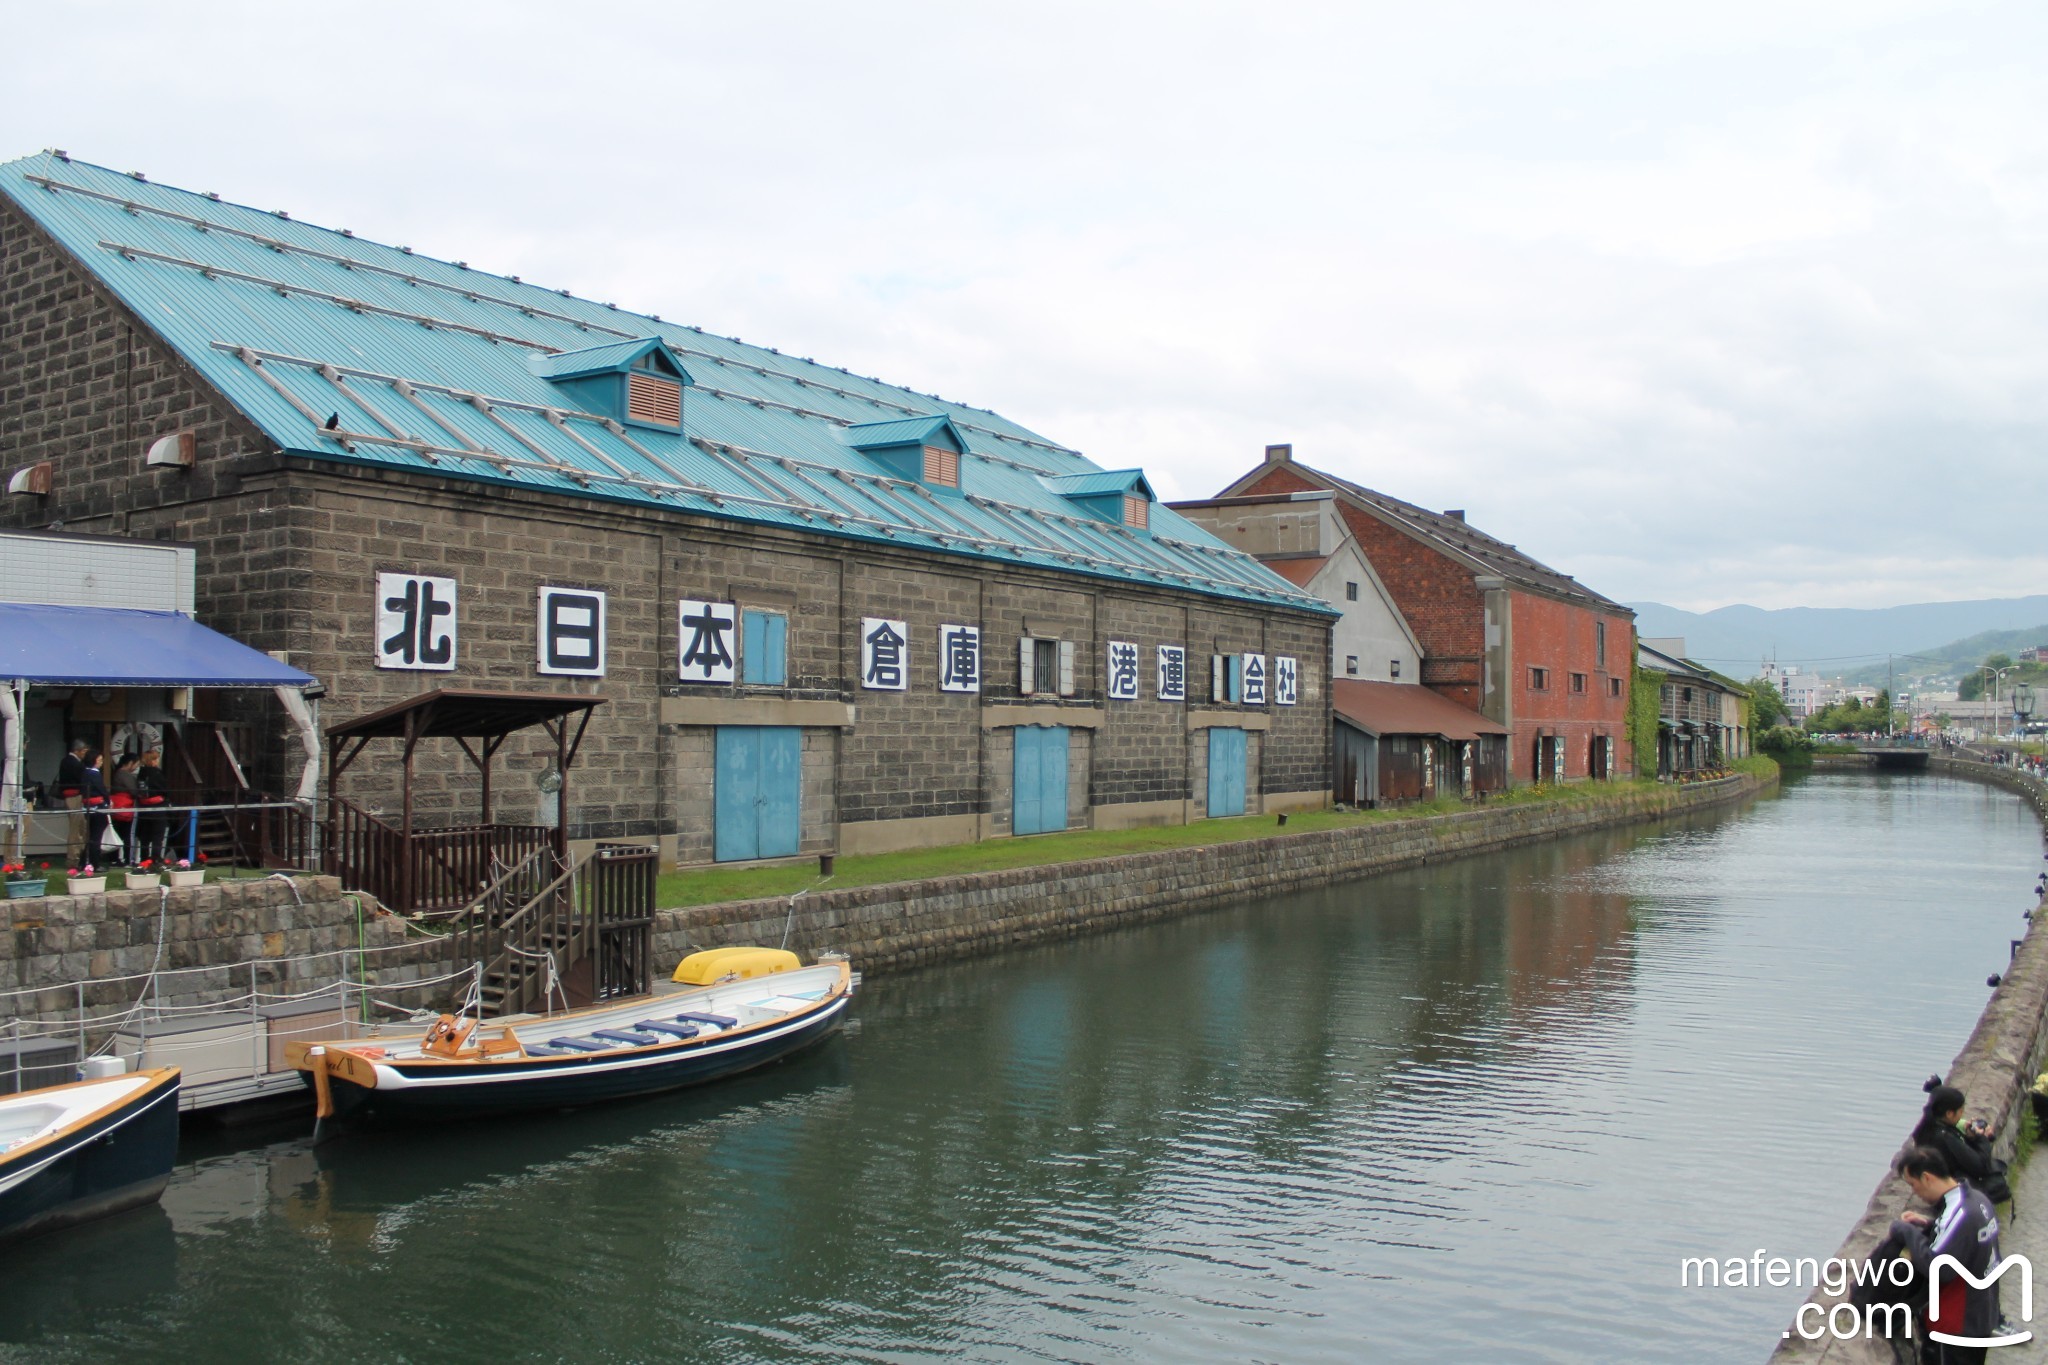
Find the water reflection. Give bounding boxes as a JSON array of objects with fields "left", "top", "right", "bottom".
[{"left": 0, "top": 772, "right": 2038, "bottom": 1363}]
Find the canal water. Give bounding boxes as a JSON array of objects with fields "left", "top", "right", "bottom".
[{"left": 1, "top": 771, "right": 2041, "bottom": 1363}]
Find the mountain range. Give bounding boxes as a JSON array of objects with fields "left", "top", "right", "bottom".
[{"left": 1626, "top": 597, "right": 2048, "bottom": 676}]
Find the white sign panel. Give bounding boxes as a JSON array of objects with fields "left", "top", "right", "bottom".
[
  {"left": 939, "top": 623, "right": 981, "bottom": 693},
  {"left": 677, "top": 599, "right": 737, "bottom": 684},
  {"left": 375, "top": 572, "right": 456, "bottom": 671},
  {"left": 862, "top": 617, "right": 909, "bottom": 691},
  {"left": 1242, "top": 653, "right": 1269, "bottom": 705},
  {"left": 1274, "top": 655, "right": 1299, "bottom": 706},
  {"left": 1106, "top": 641, "right": 1140, "bottom": 701},
  {"left": 537, "top": 586, "right": 606, "bottom": 677},
  {"left": 1157, "top": 645, "right": 1187, "bottom": 702}
]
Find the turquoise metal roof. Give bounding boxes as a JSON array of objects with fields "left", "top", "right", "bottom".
[
  {"left": 529, "top": 336, "right": 689, "bottom": 380},
  {"left": 1042, "top": 469, "right": 1156, "bottom": 499},
  {"left": 841, "top": 414, "right": 966, "bottom": 451},
  {"left": 0, "top": 153, "right": 1331, "bottom": 615}
]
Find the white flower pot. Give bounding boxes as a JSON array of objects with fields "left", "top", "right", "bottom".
[
  {"left": 67, "top": 876, "right": 107, "bottom": 895},
  {"left": 166, "top": 869, "right": 205, "bottom": 889},
  {"left": 124, "top": 873, "right": 162, "bottom": 890}
]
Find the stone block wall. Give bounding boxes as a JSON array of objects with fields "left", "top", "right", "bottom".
[{"left": 0, "top": 875, "right": 452, "bottom": 1029}]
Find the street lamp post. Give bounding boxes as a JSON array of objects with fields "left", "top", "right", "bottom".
[{"left": 2016, "top": 680, "right": 2037, "bottom": 741}]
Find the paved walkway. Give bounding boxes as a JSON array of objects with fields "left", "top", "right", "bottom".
[{"left": 2000, "top": 1145, "right": 2048, "bottom": 1361}]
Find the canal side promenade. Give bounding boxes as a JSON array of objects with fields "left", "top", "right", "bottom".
[{"left": 1772, "top": 756, "right": 2048, "bottom": 1362}]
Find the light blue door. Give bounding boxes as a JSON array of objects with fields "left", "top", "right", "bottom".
[
  {"left": 1207, "top": 727, "right": 1247, "bottom": 817},
  {"left": 715, "top": 727, "right": 801, "bottom": 861},
  {"left": 1013, "top": 726, "right": 1070, "bottom": 835}
]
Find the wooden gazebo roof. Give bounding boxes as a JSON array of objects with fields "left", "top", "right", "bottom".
[{"left": 326, "top": 689, "right": 605, "bottom": 743}]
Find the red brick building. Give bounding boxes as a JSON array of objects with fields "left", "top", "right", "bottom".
[{"left": 1216, "top": 446, "right": 1637, "bottom": 783}]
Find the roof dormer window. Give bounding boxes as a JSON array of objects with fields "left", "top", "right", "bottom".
[
  {"left": 842, "top": 415, "right": 971, "bottom": 495},
  {"left": 1041, "top": 469, "right": 1157, "bottom": 535},
  {"left": 530, "top": 338, "right": 691, "bottom": 432}
]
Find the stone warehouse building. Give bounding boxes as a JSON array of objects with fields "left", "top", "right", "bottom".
[
  {"left": 0, "top": 153, "right": 1335, "bottom": 865},
  {"left": 1213, "top": 445, "right": 1636, "bottom": 783}
]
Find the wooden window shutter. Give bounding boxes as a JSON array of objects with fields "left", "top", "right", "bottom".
[
  {"left": 627, "top": 373, "right": 682, "bottom": 426},
  {"left": 923, "top": 446, "right": 959, "bottom": 487},
  {"left": 1211, "top": 655, "right": 1225, "bottom": 703},
  {"left": 1057, "top": 640, "right": 1076, "bottom": 696},
  {"left": 1019, "top": 636, "right": 1036, "bottom": 695},
  {"left": 1122, "top": 494, "right": 1148, "bottom": 529}
]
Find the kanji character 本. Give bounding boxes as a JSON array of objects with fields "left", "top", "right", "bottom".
[
  {"left": 677, "top": 599, "right": 737, "bottom": 684},
  {"left": 1107, "top": 641, "right": 1139, "bottom": 700},
  {"left": 940, "top": 624, "right": 981, "bottom": 693},
  {"left": 376, "top": 573, "right": 456, "bottom": 670},
  {"left": 1275, "top": 655, "right": 1298, "bottom": 706},
  {"left": 1157, "top": 645, "right": 1186, "bottom": 702},
  {"left": 863, "top": 617, "right": 908, "bottom": 690}
]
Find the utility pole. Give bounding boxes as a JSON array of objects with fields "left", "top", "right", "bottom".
[{"left": 1887, "top": 655, "right": 1894, "bottom": 738}]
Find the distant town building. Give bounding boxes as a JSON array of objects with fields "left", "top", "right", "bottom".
[
  {"left": 1171, "top": 489, "right": 1509, "bottom": 804},
  {"left": 1207, "top": 445, "right": 1635, "bottom": 784},
  {"left": 1641, "top": 641, "right": 1748, "bottom": 775}
]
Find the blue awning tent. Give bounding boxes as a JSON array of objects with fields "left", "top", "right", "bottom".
[{"left": 0, "top": 604, "right": 315, "bottom": 687}]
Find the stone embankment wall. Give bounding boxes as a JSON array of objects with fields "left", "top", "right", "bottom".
[
  {"left": 657, "top": 772, "right": 1777, "bottom": 975},
  {"left": 1771, "top": 757, "right": 2048, "bottom": 1362},
  {"left": 1, "top": 875, "right": 444, "bottom": 1026}
]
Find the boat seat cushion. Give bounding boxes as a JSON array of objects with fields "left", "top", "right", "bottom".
[
  {"left": 635, "top": 1020, "right": 698, "bottom": 1039},
  {"left": 674, "top": 1012, "right": 739, "bottom": 1029},
  {"left": 547, "top": 1037, "right": 610, "bottom": 1052}
]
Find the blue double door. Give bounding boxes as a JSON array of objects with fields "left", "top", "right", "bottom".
[
  {"left": 715, "top": 726, "right": 801, "bottom": 862},
  {"left": 1013, "top": 726, "right": 1070, "bottom": 835},
  {"left": 1207, "top": 727, "right": 1247, "bottom": 817}
]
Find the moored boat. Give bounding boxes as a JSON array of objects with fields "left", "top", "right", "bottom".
[
  {"left": 290, "top": 956, "right": 855, "bottom": 1126},
  {"left": 0, "top": 1068, "right": 181, "bottom": 1246}
]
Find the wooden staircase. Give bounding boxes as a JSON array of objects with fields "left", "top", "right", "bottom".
[{"left": 450, "top": 843, "right": 657, "bottom": 1017}]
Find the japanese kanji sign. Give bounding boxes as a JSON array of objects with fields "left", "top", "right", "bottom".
[
  {"left": 1274, "top": 655, "right": 1299, "bottom": 706},
  {"left": 537, "top": 587, "right": 606, "bottom": 677},
  {"left": 1156, "top": 645, "right": 1187, "bottom": 702},
  {"left": 1241, "top": 653, "right": 1269, "bottom": 705},
  {"left": 677, "top": 599, "right": 737, "bottom": 684},
  {"left": 1106, "top": 641, "right": 1140, "bottom": 701},
  {"left": 375, "top": 573, "right": 456, "bottom": 671},
  {"left": 862, "top": 617, "right": 909, "bottom": 691},
  {"left": 939, "top": 623, "right": 981, "bottom": 693}
]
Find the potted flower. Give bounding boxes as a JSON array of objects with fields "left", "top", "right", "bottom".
[
  {"left": 66, "top": 863, "right": 106, "bottom": 895},
  {"left": 166, "top": 856, "right": 206, "bottom": 889},
  {"left": 124, "top": 858, "right": 161, "bottom": 891},
  {"left": 4, "top": 862, "right": 49, "bottom": 900}
]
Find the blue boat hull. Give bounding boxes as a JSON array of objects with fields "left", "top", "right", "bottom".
[
  {"left": 317, "top": 994, "right": 850, "bottom": 1123},
  {"left": 0, "top": 1071, "right": 181, "bottom": 1247}
]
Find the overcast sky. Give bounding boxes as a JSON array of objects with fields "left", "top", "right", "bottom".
[{"left": 5, "top": 1, "right": 2044, "bottom": 611}]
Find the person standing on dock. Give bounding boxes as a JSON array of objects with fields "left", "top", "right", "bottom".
[{"left": 52, "top": 737, "right": 89, "bottom": 867}]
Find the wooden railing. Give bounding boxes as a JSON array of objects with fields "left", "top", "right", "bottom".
[
  {"left": 587, "top": 843, "right": 657, "bottom": 1002},
  {"left": 455, "top": 842, "right": 657, "bottom": 1017},
  {"left": 323, "top": 800, "right": 555, "bottom": 916}
]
